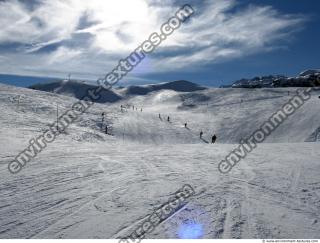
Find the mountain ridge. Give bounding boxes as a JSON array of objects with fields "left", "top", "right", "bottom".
[
  {"left": 231, "top": 69, "right": 320, "bottom": 88},
  {"left": 28, "top": 79, "right": 207, "bottom": 102}
]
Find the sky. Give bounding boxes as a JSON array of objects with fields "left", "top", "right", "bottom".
[{"left": 0, "top": 0, "right": 319, "bottom": 87}]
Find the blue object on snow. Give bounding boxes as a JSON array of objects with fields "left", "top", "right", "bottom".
[{"left": 178, "top": 223, "right": 203, "bottom": 239}]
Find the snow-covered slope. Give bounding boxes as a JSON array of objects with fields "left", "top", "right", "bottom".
[
  {"left": 1, "top": 83, "right": 320, "bottom": 239},
  {"left": 114, "top": 87, "right": 320, "bottom": 144}
]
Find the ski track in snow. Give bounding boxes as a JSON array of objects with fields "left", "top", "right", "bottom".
[{"left": 0, "top": 83, "right": 320, "bottom": 239}]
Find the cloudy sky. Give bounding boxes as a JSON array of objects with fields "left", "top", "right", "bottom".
[{"left": 0, "top": 0, "right": 319, "bottom": 86}]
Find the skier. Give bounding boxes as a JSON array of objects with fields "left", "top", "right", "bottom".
[
  {"left": 167, "top": 116, "right": 170, "bottom": 122},
  {"left": 159, "top": 113, "right": 161, "bottom": 119},
  {"left": 105, "top": 125, "right": 108, "bottom": 135},
  {"left": 184, "top": 123, "right": 187, "bottom": 128},
  {"left": 211, "top": 134, "right": 217, "bottom": 144},
  {"left": 200, "top": 130, "right": 203, "bottom": 139},
  {"left": 101, "top": 112, "right": 105, "bottom": 131},
  {"left": 141, "top": 108, "right": 143, "bottom": 112}
]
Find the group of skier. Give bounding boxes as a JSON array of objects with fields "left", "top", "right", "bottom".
[
  {"left": 158, "top": 113, "right": 171, "bottom": 122},
  {"left": 102, "top": 107, "right": 218, "bottom": 143},
  {"left": 159, "top": 113, "right": 217, "bottom": 144},
  {"left": 200, "top": 130, "right": 217, "bottom": 144},
  {"left": 101, "top": 112, "right": 109, "bottom": 135}
]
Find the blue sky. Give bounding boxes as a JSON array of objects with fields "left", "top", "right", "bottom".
[{"left": 0, "top": 0, "right": 319, "bottom": 87}]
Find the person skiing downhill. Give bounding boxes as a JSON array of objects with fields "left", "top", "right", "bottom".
[
  {"left": 167, "top": 116, "right": 170, "bottom": 122},
  {"left": 200, "top": 130, "right": 203, "bottom": 139},
  {"left": 211, "top": 134, "right": 217, "bottom": 144},
  {"left": 101, "top": 112, "right": 105, "bottom": 131},
  {"left": 184, "top": 123, "right": 187, "bottom": 128}
]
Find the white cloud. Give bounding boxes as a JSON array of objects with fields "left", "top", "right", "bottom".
[
  {"left": 0, "top": 0, "right": 307, "bottom": 81},
  {"left": 48, "top": 46, "right": 83, "bottom": 64}
]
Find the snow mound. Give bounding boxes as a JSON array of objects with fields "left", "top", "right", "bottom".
[
  {"left": 122, "top": 80, "right": 206, "bottom": 96},
  {"left": 151, "top": 90, "right": 183, "bottom": 102}
]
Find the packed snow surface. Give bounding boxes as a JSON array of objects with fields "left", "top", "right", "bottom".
[{"left": 0, "top": 82, "right": 320, "bottom": 239}]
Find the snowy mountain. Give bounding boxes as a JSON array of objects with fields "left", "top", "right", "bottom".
[
  {"left": 1, "top": 82, "right": 320, "bottom": 239},
  {"left": 231, "top": 75, "right": 286, "bottom": 88},
  {"left": 231, "top": 69, "right": 320, "bottom": 88},
  {"left": 29, "top": 80, "right": 206, "bottom": 102},
  {"left": 22, "top": 81, "right": 320, "bottom": 144},
  {"left": 299, "top": 69, "right": 320, "bottom": 77},
  {"left": 29, "top": 80, "right": 122, "bottom": 103}
]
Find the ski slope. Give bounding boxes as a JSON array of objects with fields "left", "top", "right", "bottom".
[{"left": 0, "top": 82, "right": 320, "bottom": 239}]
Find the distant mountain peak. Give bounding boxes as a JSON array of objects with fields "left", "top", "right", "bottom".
[
  {"left": 299, "top": 69, "right": 320, "bottom": 77},
  {"left": 231, "top": 69, "right": 320, "bottom": 88}
]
